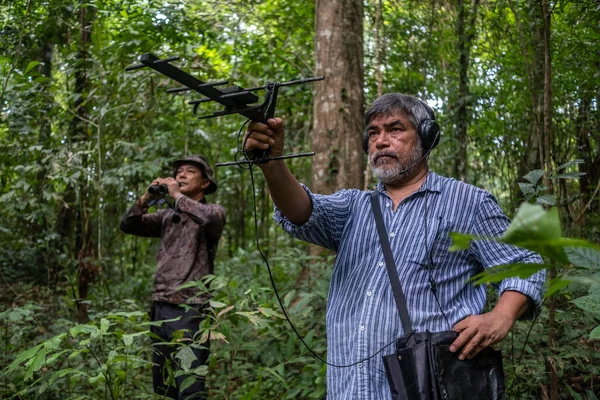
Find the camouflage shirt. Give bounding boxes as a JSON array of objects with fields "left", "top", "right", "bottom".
[{"left": 120, "top": 195, "right": 226, "bottom": 304}]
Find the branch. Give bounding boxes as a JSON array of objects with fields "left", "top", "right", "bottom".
[{"left": 574, "top": 178, "right": 600, "bottom": 223}]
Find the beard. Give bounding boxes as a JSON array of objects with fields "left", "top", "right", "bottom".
[{"left": 369, "top": 142, "right": 424, "bottom": 184}]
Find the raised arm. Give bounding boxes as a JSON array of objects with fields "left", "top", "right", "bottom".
[
  {"left": 120, "top": 182, "right": 166, "bottom": 237},
  {"left": 244, "top": 118, "right": 312, "bottom": 225}
]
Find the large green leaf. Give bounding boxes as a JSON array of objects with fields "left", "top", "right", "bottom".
[
  {"left": 545, "top": 279, "right": 571, "bottom": 298},
  {"left": 175, "top": 345, "right": 196, "bottom": 371},
  {"left": 522, "top": 169, "right": 545, "bottom": 185},
  {"left": 550, "top": 159, "right": 585, "bottom": 174},
  {"left": 590, "top": 326, "right": 600, "bottom": 340},
  {"left": 566, "top": 247, "right": 600, "bottom": 269},
  {"left": 503, "top": 203, "right": 561, "bottom": 243},
  {"left": 25, "top": 61, "right": 40, "bottom": 73},
  {"left": 572, "top": 295, "right": 600, "bottom": 314},
  {"left": 448, "top": 232, "right": 475, "bottom": 251},
  {"left": 472, "top": 263, "right": 548, "bottom": 285}
]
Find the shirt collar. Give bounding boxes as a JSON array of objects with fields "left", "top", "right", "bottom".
[{"left": 375, "top": 171, "right": 443, "bottom": 196}]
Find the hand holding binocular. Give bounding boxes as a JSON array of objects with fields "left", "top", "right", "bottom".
[
  {"left": 148, "top": 184, "right": 168, "bottom": 195},
  {"left": 146, "top": 184, "right": 169, "bottom": 206}
]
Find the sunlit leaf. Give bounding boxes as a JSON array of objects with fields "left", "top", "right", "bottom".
[{"left": 25, "top": 61, "right": 40, "bottom": 73}]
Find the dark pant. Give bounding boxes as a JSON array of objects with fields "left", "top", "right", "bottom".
[{"left": 150, "top": 302, "right": 210, "bottom": 400}]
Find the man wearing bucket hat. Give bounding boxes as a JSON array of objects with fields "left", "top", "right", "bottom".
[{"left": 121, "top": 154, "right": 226, "bottom": 399}]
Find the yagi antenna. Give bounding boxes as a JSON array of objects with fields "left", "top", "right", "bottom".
[{"left": 125, "top": 53, "right": 323, "bottom": 166}]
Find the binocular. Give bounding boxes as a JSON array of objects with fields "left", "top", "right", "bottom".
[{"left": 148, "top": 184, "right": 168, "bottom": 195}]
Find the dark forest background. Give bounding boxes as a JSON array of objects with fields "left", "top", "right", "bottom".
[{"left": 1, "top": 0, "right": 599, "bottom": 398}]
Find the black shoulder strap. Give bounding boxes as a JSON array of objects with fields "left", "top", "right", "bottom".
[{"left": 370, "top": 191, "right": 414, "bottom": 335}]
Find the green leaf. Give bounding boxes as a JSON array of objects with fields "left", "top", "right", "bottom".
[
  {"left": 549, "top": 172, "right": 586, "bottom": 179},
  {"left": 25, "top": 61, "right": 40, "bottom": 73},
  {"left": 518, "top": 182, "right": 535, "bottom": 197},
  {"left": 49, "top": 368, "right": 81, "bottom": 386},
  {"left": 23, "top": 349, "right": 47, "bottom": 381},
  {"left": 100, "top": 318, "right": 110, "bottom": 333},
  {"left": 70, "top": 324, "right": 99, "bottom": 337},
  {"left": 504, "top": 203, "right": 561, "bottom": 242},
  {"left": 7, "top": 342, "right": 44, "bottom": 372},
  {"left": 175, "top": 345, "right": 196, "bottom": 371},
  {"left": 179, "top": 376, "right": 196, "bottom": 392},
  {"left": 235, "top": 311, "right": 263, "bottom": 326},
  {"left": 257, "top": 307, "right": 284, "bottom": 319},
  {"left": 566, "top": 247, "right": 600, "bottom": 269},
  {"left": 209, "top": 300, "right": 227, "bottom": 309},
  {"left": 472, "top": 263, "right": 548, "bottom": 285},
  {"left": 122, "top": 330, "right": 149, "bottom": 346},
  {"left": 449, "top": 232, "right": 475, "bottom": 251},
  {"left": 107, "top": 311, "right": 147, "bottom": 319},
  {"left": 550, "top": 159, "right": 584, "bottom": 174},
  {"left": 590, "top": 326, "right": 600, "bottom": 340},
  {"left": 535, "top": 195, "right": 556, "bottom": 206},
  {"left": 522, "top": 169, "right": 544, "bottom": 185},
  {"left": 572, "top": 295, "right": 600, "bottom": 314},
  {"left": 545, "top": 278, "right": 570, "bottom": 298},
  {"left": 46, "top": 350, "right": 69, "bottom": 366},
  {"left": 502, "top": 204, "right": 568, "bottom": 262},
  {"left": 88, "top": 372, "right": 106, "bottom": 386},
  {"left": 44, "top": 334, "right": 66, "bottom": 350}
]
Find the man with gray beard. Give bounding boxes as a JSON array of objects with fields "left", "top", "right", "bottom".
[{"left": 243, "top": 93, "right": 545, "bottom": 400}]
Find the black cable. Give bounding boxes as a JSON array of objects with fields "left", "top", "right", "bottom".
[
  {"left": 422, "top": 189, "right": 452, "bottom": 330},
  {"left": 239, "top": 119, "right": 399, "bottom": 368}
]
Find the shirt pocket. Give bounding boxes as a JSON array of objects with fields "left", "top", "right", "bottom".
[{"left": 404, "top": 216, "right": 454, "bottom": 271}]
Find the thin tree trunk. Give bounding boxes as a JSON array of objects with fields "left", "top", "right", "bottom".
[
  {"left": 541, "top": 1, "right": 557, "bottom": 398},
  {"left": 508, "top": 0, "right": 545, "bottom": 208},
  {"left": 71, "top": 3, "right": 97, "bottom": 323},
  {"left": 454, "top": 0, "right": 479, "bottom": 182},
  {"left": 364, "top": 0, "right": 384, "bottom": 191}
]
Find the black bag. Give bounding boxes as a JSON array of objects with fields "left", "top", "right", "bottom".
[{"left": 370, "top": 192, "right": 506, "bottom": 400}]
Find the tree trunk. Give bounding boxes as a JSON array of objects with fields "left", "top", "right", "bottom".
[
  {"left": 301, "top": 0, "right": 365, "bottom": 285},
  {"left": 508, "top": 0, "right": 544, "bottom": 204},
  {"left": 312, "top": 0, "right": 365, "bottom": 194},
  {"left": 364, "top": 0, "right": 384, "bottom": 191},
  {"left": 71, "top": 3, "right": 97, "bottom": 323},
  {"left": 541, "top": 1, "right": 558, "bottom": 399},
  {"left": 454, "top": 0, "right": 480, "bottom": 182}
]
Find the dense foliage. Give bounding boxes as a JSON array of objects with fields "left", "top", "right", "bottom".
[{"left": 1, "top": 0, "right": 599, "bottom": 398}]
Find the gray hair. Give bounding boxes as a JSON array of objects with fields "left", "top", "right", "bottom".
[{"left": 364, "top": 93, "right": 435, "bottom": 129}]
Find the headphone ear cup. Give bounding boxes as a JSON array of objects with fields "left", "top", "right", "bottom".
[{"left": 418, "top": 119, "right": 440, "bottom": 153}]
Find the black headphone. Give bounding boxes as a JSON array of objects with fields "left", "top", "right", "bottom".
[{"left": 362, "top": 99, "right": 440, "bottom": 155}]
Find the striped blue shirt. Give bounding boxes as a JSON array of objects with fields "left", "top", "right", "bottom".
[{"left": 274, "top": 172, "right": 545, "bottom": 400}]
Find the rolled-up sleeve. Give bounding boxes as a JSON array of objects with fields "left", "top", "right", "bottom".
[
  {"left": 273, "top": 185, "right": 357, "bottom": 252},
  {"left": 470, "top": 194, "right": 546, "bottom": 319}
]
